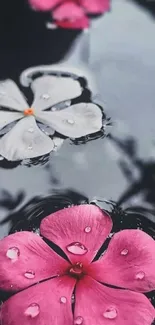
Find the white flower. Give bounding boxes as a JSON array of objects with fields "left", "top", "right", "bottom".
[{"left": 0, "top": 75, "right": 102, "bottom": 161}]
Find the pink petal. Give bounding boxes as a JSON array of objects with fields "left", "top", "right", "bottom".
[
  {"left": 52, "top": 2, "right": 89, "bottom": 29},
  {"left": 28, "top": 0, "right": 62, "bottom": 11},
  {"left": 88, "top": 229, "right": 155, "bottom": 292},
  {"left": 74, "top": 276, "right": 155, "bottom": 325},
  {"left": 80, "top": 0, "right": 110, "bottom": 14},
  {"left": 0, "top": 276, "right": 75, "bottom": 325},
  {"left": 55, "top": 16, "right": 89, "bottom": 29},
  {"left": 0, "top": 231, "right": 69, "bottom": 291},
  {"left": 40, "top": 204, "right": 112, "bottom": 264}
]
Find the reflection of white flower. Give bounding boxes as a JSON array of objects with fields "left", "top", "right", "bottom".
[{"left": 0, "top": 76, "right": 102, "bottom": 161}]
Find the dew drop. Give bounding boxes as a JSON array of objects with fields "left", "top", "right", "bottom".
[
  {"left": 28, "top": 145, "right": 33, "bottom": 150},
  {"left": 103, "top": 307, "right": 117, "bottom": 319},
  {"left": 67, "top": 242, "right": 88, "bottom": 255},
  {"left": 135, "top": 271, "right": 145, "bottom": 280},
  {"left": 51, "top": 107, "right": 57, "bottom": 111},
  {"left": 6, "top": 247, "right": 20, "bottom": 260},
  {"left": 28, "top": 127, "right": 34, "bottom": 133},
  {"left": 71, "top": 294, "right": 75, "bottom": 304},
  {"left": 84, "top": 226, "right": 91, "bottom": 233},
  {"left": 74, "top": 316, "right": 83, "bottom": 324},
  {"left": 65, "top": 100, "right": 71, "bottom": 107},
  {"left": 24, "top": 303, "right": 40, "bottom": 318},
  {"left": 24, "top": 270, "right": 35, "bottom": 279},
  {"left": 42, "top": 93, "right": 50, "bottom": 100},
  {"left": 121, "top": 249, "right": 128, "bottom": 256},
  {"left": 60, "top": 296, "right": 67, "bottom": 304},
  {"left": 66, "top": 119, "right": 75, "bottom": 125}
]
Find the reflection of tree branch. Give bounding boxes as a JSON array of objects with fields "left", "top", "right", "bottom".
[
  {"left": 109, "top": 134, "right": 155, "bottom": 214},
  {"left": 130, "top": 0, "right": 155, "bottom": 19},
  {"left": 118, "top": 182, "right": 142, "bottom": 205},
  {"left": 0, "top": 190, "right": 25, "bottom": 212},
  {"left": 119, "top": 160, "right": 134, "bottom": 181}
]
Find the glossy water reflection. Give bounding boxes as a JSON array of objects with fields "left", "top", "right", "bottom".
[{"left": 0, "top": 0, "right": 155, "bottom": 317}]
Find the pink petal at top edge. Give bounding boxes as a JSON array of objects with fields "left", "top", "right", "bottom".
[
  {"left": 40, "top": 204, "right": 112, "bottom": 264},
  {"left": 80, "top": 0, "right": 110, "bottom": 14},
  {"left": 0, "top": 231, "right": 69, "bottom": 292},
  {"left": 52, "top": 2, "right": 89, "bottom": 29},
  {"left": 28, "top": 0, "right": 63, "bottom": 11},
  {"left": 0, "top": 276, "right": 76, "bottom": 325},
  {"left": 53, "top": 2, "right": 85, "bottom": 21},
  {"left": 88, "top": 229, "right": 155, "bottom": 293},
  {"left": 55, "top": 16, "right": 89, "bottom": 29},
  {"left": 74, "top": 276, "right": 155, "bottom": 325}
]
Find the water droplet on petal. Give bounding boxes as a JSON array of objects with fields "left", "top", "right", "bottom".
[
  {"left": 28, "top": 127, "right": 34, "bottom": 133},
  {"left": 60, "top": 296, "right": 67, "bottom": 304},
  {"left": 67, "top": 242, "right": 88, "bottom": 255},
  {"left": 84, "top": 226, "right": 91, "bottom": 233},
  {"left": 6, "top": 247, "right": 20, "bottom": 261},
  {"left": 121, "top": 249, "right": 128, "bottom": 256},
  {"left": 24, "top": 303, "right": 40, "bottom": 318},
  {"left": 103, "top": 307, "right": 117, "bottom": 319},
  {"left": 74, "top": 316, "right": 83, "bottom": 324},
  {"left": 24, "top": 270, "right": 35, "bottom": 279},
  {"left": 71, "top": 294, "right": 75, "bottom": 304},
  {"left": 65, "top": 119, "right": 75, "bottom": 125},
  {"left": 51, "top": 107, "right": 57, "bottom": 111},
  {"left": 65, "top": 100, "right": 71, "bottom": 107},
  {"left": 28, "top": 145, "right": 33, "bottom": 150},
  {"left": 42, "top": 94, "right": 50, "bottom": 100},
  {"left": 135, "top": 271, "right": 145, "bottom": 280}
]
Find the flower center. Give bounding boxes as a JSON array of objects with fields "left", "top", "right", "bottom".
[
  {"left": 69, "top": 262, "right": 84, "bottom": 279},
  {"left": 24, "top": 108, "right": 34, "bottom": 116}
]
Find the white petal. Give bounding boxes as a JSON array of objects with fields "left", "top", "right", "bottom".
[
  {"left": 35, "top": 103, "right": 102, "bottom": 138},
  {"left": 0, "top": 116, "right": 54, "bottom": 161},
  {"left": 31, "top": 76, "right": 82, "bottom": 111},
  {"left": 20, "top": 63, "right": 96, "bottom": 93},
  {"left": 0, "top": 110, "right": 23, "bottom": 130},
  {"left": 0, "top": 80, "right": 28, "bottom": 111}
]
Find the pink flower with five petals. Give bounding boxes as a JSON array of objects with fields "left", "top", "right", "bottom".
[
  {"left": 0, "top": 204, "right": 155, "bottom": 325},
  {"left": 28, "top": 0, "right": 110, "bottom": 29}
]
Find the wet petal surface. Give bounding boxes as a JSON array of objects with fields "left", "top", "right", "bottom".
[
  {"left": 89, "top": 229, "right": 155, "bottom": 292},
  {"left": 0, "top": 111, "right": 23, "bottom": 130},
  {"left": 53, "top": 2, "right": 85, "bottom": 21},
  {"left": 36, "top": 103, "right": 102, "bottom": 138},
  {"left": 74, "top": 276, "right": 155, "bottom": 325},
  {"left": 80, "top": 0, "right": 110, "bottom": 14},
  {"left": 0, "top": 80, "right": 27, "bottom": 111},
  {"left": 55, "top": 16, "right": 89, "bottom": 29},
  {"left": 28, "top": 0, "right": 62, "bottom": 11},
  {"left": 0, "top": 276, "right": 75, "bottom": 325},
  {"left": 40, "top": 204, "right": 112, "bottom": 263},
  {"left": 31, "top": 76, "right": 82, "bottom": 111},
  {"left": 0, "top": 116, "right": 54, "bottom": 161},
  {"left": 0, "top": 231, "right": 69, "bottom": 291}
]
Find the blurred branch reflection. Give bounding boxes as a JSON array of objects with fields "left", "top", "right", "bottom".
[
  {"left": 109, "top": 134, "right": 155, "bottom": 219},
  {"left": 130, "top": 0, "right": 155, "bottom": 18}
]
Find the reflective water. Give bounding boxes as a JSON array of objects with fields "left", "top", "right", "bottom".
[{"left": 0, "top": 0, "right": 155, "bottom": 313}]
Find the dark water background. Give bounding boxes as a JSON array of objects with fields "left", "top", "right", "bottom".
[{"left": 0, "top": 0, "right": 155, "bottom": 311}]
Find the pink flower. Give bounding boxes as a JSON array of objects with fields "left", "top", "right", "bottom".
[
  {"left": 0, "top": 204, "right": 155, "bottom": 325},
  {"left": 28, "top": 0, "right": 110, "bottom": 29}
]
